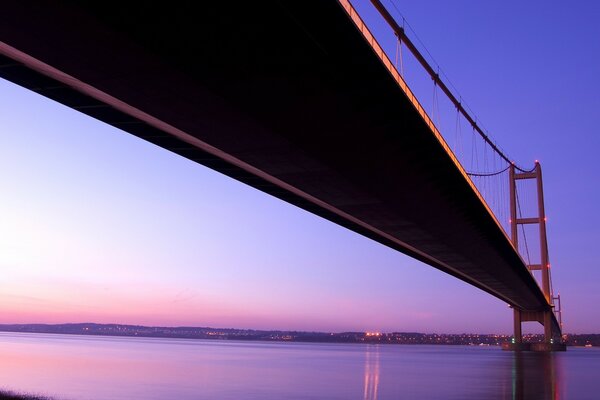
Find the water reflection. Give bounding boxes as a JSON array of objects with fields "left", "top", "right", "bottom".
[
  {"left": 2, "top": 333, "right": 597, "bottom": 400},
  {"left": 510, "top": 351, "right": 562, "bottom": 400},
  {"left": 363, "top": 345, "right": 380, "bottom": 400}
]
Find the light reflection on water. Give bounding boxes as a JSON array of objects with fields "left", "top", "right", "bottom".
[
  {"left": 0, "top": 332, "right": 598, "bottom": 400},
  {"left": 363, "top": 346, "right": 379, "bottom": 400}
]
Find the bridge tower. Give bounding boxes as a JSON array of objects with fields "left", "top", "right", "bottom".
[{"left": 508, "top": 162, "right": 564, "bottom": 351}]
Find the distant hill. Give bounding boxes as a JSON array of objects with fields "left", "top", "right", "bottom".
[{"left": 0, "top": 323, "right": 597, "bottom": 346}]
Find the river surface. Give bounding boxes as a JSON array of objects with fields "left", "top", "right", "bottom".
[{"left": 0, "top": 332, "right": 598, "bottom": 400}]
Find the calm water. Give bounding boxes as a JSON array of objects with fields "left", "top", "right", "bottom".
[{"left": 0, "top": 332, "right": 598, "bottom": 400}]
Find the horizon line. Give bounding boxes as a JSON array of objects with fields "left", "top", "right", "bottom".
[{"left": 0, "top": 322, "right": 594, "bottom": 336}]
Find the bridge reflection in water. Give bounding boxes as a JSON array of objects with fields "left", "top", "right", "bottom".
[
  {"left": 360, "top": 345, "right": 562, "bottom": 400},
  {"left": 510, "top": 352, "right": 562, "bottom": 400}
]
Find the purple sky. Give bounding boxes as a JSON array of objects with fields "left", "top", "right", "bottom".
[{"left": 0, "top": 0, "right": 598, "bottom": 334}]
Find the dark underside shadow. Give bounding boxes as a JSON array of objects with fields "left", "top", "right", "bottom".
[{"left": 0, "top": 391, "right": 52, "bottom": 400}]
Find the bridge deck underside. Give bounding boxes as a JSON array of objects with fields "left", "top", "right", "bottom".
[{"left": 0, "top": 1, "right": 553, "bottom": 316}]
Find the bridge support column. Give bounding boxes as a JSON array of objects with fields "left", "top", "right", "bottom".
[
  {"left": 513, "top": 308, "right": 522, "bottom": 343},
  {"left": 530, "top": 309, "right": 566, "bottom": 351},
  {"left": 504, "top": 163, "right": 565, "bottom": 352},
  {"left": 543, "top": 311, "right": 552, "bottom": 343},
  {"left": 502, "top": 308, "right": 530, "bottom": 351}
]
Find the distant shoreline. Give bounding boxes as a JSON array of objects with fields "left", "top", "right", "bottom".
[{"left": 0, "top": 323, "right": 598, "bottom": 347}]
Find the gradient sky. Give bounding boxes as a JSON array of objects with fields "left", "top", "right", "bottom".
[{"left": 0, "top": 0, "right": 598, "bottom": 334}]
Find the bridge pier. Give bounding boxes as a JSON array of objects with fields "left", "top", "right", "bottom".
[
  {"left": 503, "top": 163, "right": 565, "bottom": 352},
  {"left": 502, "top": 307, "right": 566, "bottom": 351}
]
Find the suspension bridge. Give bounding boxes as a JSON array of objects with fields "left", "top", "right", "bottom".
[{"left": 0, "top": 0, "right": 563, "bottom": 350}]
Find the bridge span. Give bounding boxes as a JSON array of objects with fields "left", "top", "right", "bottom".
[{"left": 0, "top": 1, "right": 561, "bottom": 344}]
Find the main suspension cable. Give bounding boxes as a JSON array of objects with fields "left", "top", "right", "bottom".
[
  {"left": 370, "top": 0, "right": 535, "bottom": 173},
  {"left": 467, "top": 165, "right": 511, "bottom": 177}
]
